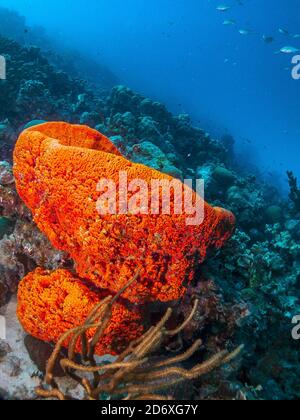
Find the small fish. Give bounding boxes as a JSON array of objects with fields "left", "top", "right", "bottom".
[
  {"left": 293, "top": 34, "right": 300, "bottom": 39},
  {"left": 217, "top": 5, "right": 231, "bottom": 12},
  {"left": 279, "top": 28, "right": 290, "bottom": 36},
  {"left": 239, "top": 29, "right": 253, "bottom": 36},
  {"left": 262, "top": 35, "right": 274, "bottom": 44},
  {"left": 278, "top": 46, "right": 300, "bottom": 54},
  {"left": 223, "top": 19, "right": 236, "bottom": 26}
]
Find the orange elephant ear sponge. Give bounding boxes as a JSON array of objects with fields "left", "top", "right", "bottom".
[
  {"left": 17, "top": 268, "right": 144, "bottom": 356},
  {"left": 14, "top": 122, "right": 235, "bottom": 303}
]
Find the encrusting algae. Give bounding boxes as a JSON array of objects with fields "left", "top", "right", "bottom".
[{"left": 13, "top": 122, "right": 235, "bottom": 356}]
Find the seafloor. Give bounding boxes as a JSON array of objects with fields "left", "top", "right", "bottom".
[{"left": 0, "top": 21, "right": 300, "bottom": 400}]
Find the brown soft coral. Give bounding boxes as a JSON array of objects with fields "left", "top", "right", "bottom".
[{"left": 13, "top": 122, "right": 235, "bottom": 355}]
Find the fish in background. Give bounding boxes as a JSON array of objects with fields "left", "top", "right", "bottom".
[
  {"left": 223, "top": 19, "right": 236, "bottom": 26},
  {"left": 238, "top": 29, "right": 255, "bottom": 36},
  {"left": 214, "top": 1, "right": 300, "bottom": 57},
  {"left": 276, "top": 46, "right": 300, "bottom": 54},
  {"left": 262, "top": 35, "right": 275, "bottom": 44},
  {"left": 279, "top": 28, "right": 290, "bottom": 36},
  {"left": 216, "top": 5, "right": 231, "bottom": 12}
]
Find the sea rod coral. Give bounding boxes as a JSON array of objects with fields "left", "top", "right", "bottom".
[
  {"left": 13, "top": 122, "right": 235, "bottom": 355},
  {"left": 36, "top": 295, "right": 243, "bottom": 401}
]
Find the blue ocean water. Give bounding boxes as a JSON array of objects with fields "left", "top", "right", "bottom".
[{"left": 1, "top": 0, "right": 300, "bottom": 186}]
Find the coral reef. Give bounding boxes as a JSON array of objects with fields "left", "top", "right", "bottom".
[
  {"left": 205, "top": 222, "right": 300, "bottom": 400},
  {"left": 0, "top": 36, "right": 107, "bottom": 135},
  {"left": 129, "top": 141, "right": 183, "bottom": 179},
  {"left": 287, "top": 171, "right": 300, "bottom": 213},
  {"left": 105, "top": 86, "right": 229, "bottom": 174},
  {"left": 0, "top": 32, "right": 299, "bottom": 400},
  {"left": 0, "top": 6, "right": 118, "bottom": 89}
]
